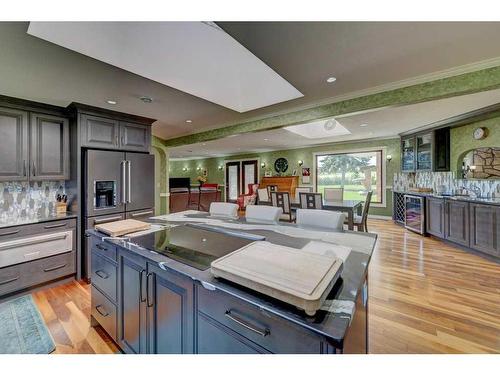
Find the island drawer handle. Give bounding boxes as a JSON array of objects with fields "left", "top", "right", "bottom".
[
  {"left": 0, "top": 230, "right": 20, "bottom": 236},
  {"left": 94, "top": 216, "right": 122, "bottom": 225},
  {"left": 0, "top": 276, "right": 19, "bottom": 285},
  {"left": 95, "top": 244, "right": 108, "bottom": 252},
  {"left": 131, "top": 210, "right": 154, "bottom": 218},
  {"left": 44, "top": 222, "right": 67, "bottom": 229},
  {"left": 43, "top": 263, "right": 67, "bottom": 272},
  {"left": 95, "top": 304, "right": 109, "bottom": 317},
  {"left": 225, "top": 310, "right": 270, "bottom": 337},
  {"left": 95, "top": 270, "right": 109, "bottom": 279}
]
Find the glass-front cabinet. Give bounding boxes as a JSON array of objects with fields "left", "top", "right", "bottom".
[
  {"left": 415, "top": 132, "right": 433, "bottom": 171},
  {"left": 401, "top": 136, "right": 415, "bottom": 172}
]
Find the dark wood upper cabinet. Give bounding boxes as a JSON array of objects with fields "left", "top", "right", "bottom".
[
  {"left": 80, "top": 114, "right": 120, "bottom": 149},
  {"left": 445, "top": 200, "right": 470, "bottom": 247},
  {"left": 30, "top": 113, "right": 70, "bottom": 180},
  {"left": 426, "top": 197, "right": 445, "bottom": 238},
  {"left": 120, "top": 122, "right": 150, "bottom": 152},
  {"left": 0, "top": 107, "right": 29, "bottom": 182},
  {"left": 469, "top": 203, "right": 499, "bottom": 256},
  {"left": 400, "top": 127, "right": 450, "bottom": 173}
]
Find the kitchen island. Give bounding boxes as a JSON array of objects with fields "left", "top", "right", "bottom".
[{"left": 86, "top": 211, "right": 376, "bottom": 354}]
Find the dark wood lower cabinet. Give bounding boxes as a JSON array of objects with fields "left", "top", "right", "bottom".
[
  {"left": 469, "top": 203, "right": 500, "bottom": 256},
  {"left": 147, "top": 263, "right": 194, "bottom": 354},
  {"left": 426, "top": 197, "right": 445, "bottom": 238},
  {"left": 445, "top": 200, "right": 470, "bottom": 246}
]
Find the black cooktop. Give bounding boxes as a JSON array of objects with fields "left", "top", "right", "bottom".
[{"left": 131, "top": 224, "right": 256, "bottom": 270}]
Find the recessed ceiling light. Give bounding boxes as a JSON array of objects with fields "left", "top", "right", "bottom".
[
  {"left": 106, "top": 100, "right": 117, "bottom": 105},
  {"left": 360, "top": 123, "right": 369, "bottom": 127},
  {"left": 326, "top": 77, "right": 337, "bottom": 83},
  {"left": 264, "top": 138, "right": 269, "bottom": 141},
  {"left": 185, "top": 120, "right": 192, "bottom": 123},
  {"left": 202, "top": 143, "right": 206, "bottom": 146},
  {"left": 140, "top": 96, "right": 153, "bottom": 103}
]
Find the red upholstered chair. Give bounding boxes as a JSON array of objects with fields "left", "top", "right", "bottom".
[{"left": 237, "top": 183, "right": 259, "bottom": 210}]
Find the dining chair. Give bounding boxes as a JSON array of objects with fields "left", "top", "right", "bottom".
[
  {"left": 209, "top": 202, "right": 239, "bottom": 218},
  {"left": 257, "top": 188, "right": 270, "bottom": 204},
  {"left": 294, "top": 187, "right": 312, "bottom": 203},
  {"left": 324, "top": 187, "right": 344, "bottom": 201},
  {"left": 266, "top": 185, "right": 278, "bottom": 197},
  {"left": 271, "top": 191, "right": 295, "bottom": 222},
  {"left": 345, "top": 191, "right": 373, "bottom": 232},
  {"left": 299, "top": 192, "right": 323, "bottom": 210},
  {"left": 245, "top": 205, "right": 282, "bottom": 224},
  {"left": 296, "top": 209, "right": 346, "bottom": 231}
]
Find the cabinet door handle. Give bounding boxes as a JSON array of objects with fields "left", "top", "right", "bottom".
[
  {"left": 95, "top": 304, "right": 109, "bottom": 317},
  {"left": 0, "top": 276, "right": 19, "bottom": 285},
  {"left": 146, "top": 272, "right": 155, "bottom": 308},
  {"left": 224, "top": 310, "right": 270, "bottom": 337},
  {"left": 95, "top": 270, "right": 109, "bottom": 279},
  {"left": 0, "top": 230, "right": 20, "bottom": 236},
  {"left": 44, "top": 222, "right": 67, "bottom": 229},
  {"left": 43, "top": 263, "right": 67, "bottom": 272},
  {"left": 139, "top": 269, "right": 146, "bottom": 303}
]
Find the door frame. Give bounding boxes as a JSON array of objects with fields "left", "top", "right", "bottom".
[
  {"left": 223, "top": 158, "right": 260, "bottom": 202},
  {"left": 224, "top": 161, "right": 241, "bottom": 203}
]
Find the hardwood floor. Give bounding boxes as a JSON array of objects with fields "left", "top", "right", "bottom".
[{"left": 31, "top": 219, "right": 500, "bottom": 354}]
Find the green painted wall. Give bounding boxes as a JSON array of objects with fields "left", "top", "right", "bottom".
[
  {"left": 169, "top": 137, "right": 401, "bottom": 217},
  {"left": 450, "top": 112, "right": 500, "bottom": 174}
]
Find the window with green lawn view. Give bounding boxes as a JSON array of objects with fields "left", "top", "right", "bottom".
[{"left": 315, "top": 150, "right": 383, "bottom": 204}]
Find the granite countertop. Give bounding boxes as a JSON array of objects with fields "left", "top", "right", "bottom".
[
  {"left": 393, "top": 190, "right": 500, "bottom": 206},
  {"left": 87, "top": 211, "right": 377, "bottom": 347},
  {"left": 0, "top": 212, "right": 77, "bottom": 229}
]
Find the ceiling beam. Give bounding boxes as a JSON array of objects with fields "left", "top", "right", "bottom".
[{"left": 159, "top": 65, "right": 500, "bottom": 147}]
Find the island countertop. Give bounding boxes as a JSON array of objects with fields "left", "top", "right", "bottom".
[{"left": 87, "top": 211, "right": 376, "bottom": 350}]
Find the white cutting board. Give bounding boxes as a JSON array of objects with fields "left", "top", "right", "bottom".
[{"left": 211, "top": 241, "right": 343, "bottom": 316}]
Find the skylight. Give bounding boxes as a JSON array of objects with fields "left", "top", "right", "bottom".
[{"left": 284, "top": 119, "right": 351, "bottom": 139}]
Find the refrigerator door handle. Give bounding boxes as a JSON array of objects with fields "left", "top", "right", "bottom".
[
  {"left": 127, "top": 160, "right": 132, "bottom": 203},
  {"left": 121, "top": 160, "right": 127, "bottom": 204}
]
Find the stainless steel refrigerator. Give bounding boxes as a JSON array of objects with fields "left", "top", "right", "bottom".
[{"left": 83, "top": 149, "right": 154, "bottom": 278}]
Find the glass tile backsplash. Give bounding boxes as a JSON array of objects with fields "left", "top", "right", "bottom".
[{"left": 0, "top": 181, "right": 65, "bottom": 224}]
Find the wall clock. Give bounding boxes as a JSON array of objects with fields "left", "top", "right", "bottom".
[
  {"left": 473, "top": 127, "right": 487, "bottom": 140},
  {"left": 274, "top": 157, "right": 289, "bottom": 173}
]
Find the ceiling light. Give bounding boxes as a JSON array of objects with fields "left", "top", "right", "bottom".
[
  {"left": 324, "top": 119, "right": 337, "bottom": 131},
  {"left": 326, "top": 77, "right": 337, "bottom": 83},
  {"left": 264, "top": 138, "right": 269, "bottom": 141},
  {"left": 360, "top": 124, "right": 368, "bottom": 127},
  {"left": 106, "top": 99, "right": 117, "bottom": 105},
  {"left": 185, "top": 120, "right": 192, "bottom": 123},
  {"left": 202, "top": 143, "right": 206, "bottom": 146},
  {"left": 140, "top": 96, "right": 153, "bottom": 103}
]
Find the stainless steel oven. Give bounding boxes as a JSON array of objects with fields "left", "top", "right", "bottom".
[{"left": 404, "top": 195, "right": 425, "bottom": 234}]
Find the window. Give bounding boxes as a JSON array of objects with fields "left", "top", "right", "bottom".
[{"left": 315, "top": 149, "right": 384, "bottom": 205}]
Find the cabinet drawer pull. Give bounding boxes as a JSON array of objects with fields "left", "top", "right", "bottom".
[
  {"left": 95, "top": 244, "right": 108, "bottom": 252},
  {"left": 224, "top": 310, "right": 270, "bottom": 337},
  {"left": 131, "top": 210, "right": 154, "bottom": 218},
  {"left": 95, "top": 269, "right": 109, "bottom": 279},
  {"left": 44, "top": 222, "right": 67, "bottom": 229},
  {"left": 0, "top": 230, "right": 20, "bottom": 236},
  {"left": 0, "top": 276, "right": 19, "bottom": 285},
  {"left": 43, "top": 263, "right": 67, "bottom": 272},
  {"left": 95, "top": 304, "right": 109, "bottom": 317},
  {"left": 94, "top": 216, "right": 122, "bottom": 225}
]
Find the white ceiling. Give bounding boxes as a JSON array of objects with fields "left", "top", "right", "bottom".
[
  {"left": 168, "top": 88, "right": 500, "bottom": 159},
  {"left": 0, "top": 22, "right": 499, "bottom": 141},
  {"left": 27, "top": 22, "right": 303, "bottom": 113}
]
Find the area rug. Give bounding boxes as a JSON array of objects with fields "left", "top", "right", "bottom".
[{"left": 0, "top": 295, "right": 55, "bottom": 354}]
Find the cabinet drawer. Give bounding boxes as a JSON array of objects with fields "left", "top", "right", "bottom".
[
  {"left": 0, "top": 218, "right": 75, "bottom": 241},
  {"left": 90, "top": 236, "right": 117, "bottom": 262},
  {"left": 22, "top": 251, "right": 75, "bottom": 287},
  {"left": 0, "top": 264, "right": 22, "bottom": 295},
  {"left": 91, "top": 285, "right": 117, "bottom": 340},
  {"left": 91, "top": 251, "right": 117, "bottom": 302},
  {"left": 197, "top": 285, "right": 323, "bottom": 354}
]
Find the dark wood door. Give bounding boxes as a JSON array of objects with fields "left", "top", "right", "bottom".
[
  {"left": 81, "top": 114, "right": 120, "bottom": 149},
  {"left": 119, "top": 122, "right": 150, "bottom": 152},
  {"left": 0, "top": 107, "right": 28, "bottom": 182},
  {"left": 469, "top": 203, "right": 499, "bottom": 256},
  {"left": 118, "top": 250, "right": 148, "bottom": 354},
  {"left": 242, "top": 160, "right": 258, "bottom": 194},
  {"left": 30, "top": 113, "right": 70, "bottom": 180},
  {"left": 426, "top": 197, "right": 445, "bottom": 238},
  {"left": 225, "top": 161, "right": 240, "bottom": 202},
  {"left": 445, "top": 200, "right": 470, "bottom": 246},
  {"left": 147, "top": 262, "right": 194, "bottom": 354}
]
